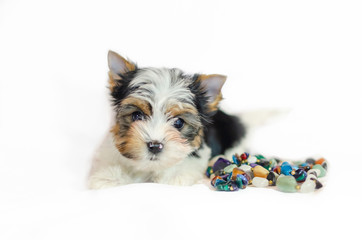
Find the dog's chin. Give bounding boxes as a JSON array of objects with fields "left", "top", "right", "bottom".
[
  {"left": 149, "top": 155, "right": 159, "bottom": 161},
  {"left": 120, "top": 150, "right": 191, "bottom": 173}
]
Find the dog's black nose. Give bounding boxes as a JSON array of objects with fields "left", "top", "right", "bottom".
[{"left": 147, "top": 141, "right": 163, "bottom": 154}]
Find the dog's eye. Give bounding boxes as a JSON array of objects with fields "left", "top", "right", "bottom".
[
  {"left": 173, "top": 118, "right": 184, "bottom": 129},
  {"left": 132, "top": 111, "right": 144, "bottom": 121}
]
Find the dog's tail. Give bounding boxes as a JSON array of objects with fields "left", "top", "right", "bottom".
[
  {"left": 237, "top": 108, "right": 291, "bottom": 129},
  {"left": 221, "top": 108, "right": 290, "bottom": 159}
]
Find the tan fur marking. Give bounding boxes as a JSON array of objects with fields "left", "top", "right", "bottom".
[
  {"left": 208, "top": 93, "right": 223, "bottom": 112},
  {"left": 123, "top": 58, "right": 136, "bottom": 72},
  {"left": 121, "top": 97, "right": 152, "bottom": 116},
  {"left": 197, "top": 74, "right": 221, "bottom": 81},
  {"left": 111, "top": 124, "right": 122, "bottom": 147},
  {"left": 165, "top": 103, "right": 198, "bottom": 117},
  {"left": 111, "top": 123, "right": 144, "bottom": 159},
  {"left": 165, "top": 128, "right": 189, "bottom": 145},
  {"left": 111, "top": 124, "right": 120, "bottom": 135},
  {"left": 191, "top": 129, "right": 203, "bottom": 148},
  {"left": 120, "top": 125, "right": 145, "bottom": 159},
  {"left": 108, "top": 72, "right": 120, "bottom": 92}
]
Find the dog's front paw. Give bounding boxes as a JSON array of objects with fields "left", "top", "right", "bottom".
[
  {"left": 88, "top": 165, "right": 130, "bottom": 189},
  {"left": 156, "top": 171, "right": 203, "bottom": 186}
]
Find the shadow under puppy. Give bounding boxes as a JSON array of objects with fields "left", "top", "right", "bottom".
[{"left": 88, "top": 51, "right": 245, "bottom": 189}]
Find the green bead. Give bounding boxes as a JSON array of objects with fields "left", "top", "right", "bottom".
[
  {"left": 223, "top": 164, "right": 238, "bottom": 173},
  {"left": 312, "top": 164, "right": 326, "bottom": 177},
  {"left": 276, "top": 175, "right": 298, "bottom": 193},
  {"left": 216, "top": 184, "right": 229, "bottom": 191},
  {"left": 293, "top": 160, "right": 304, "bottom": 166},
  {"left": 255, "top": 154, "right": 266, "bottom": 160},
  {"left": 269, "top": 158, "right": 277, "bottom": 170},
  {"left": 206, "top": 166, "right": 213, "bottom": 178}
]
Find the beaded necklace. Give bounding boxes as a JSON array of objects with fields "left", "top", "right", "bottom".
[{"left": 206, "top": 153, "right": 327, "bottom": 193}]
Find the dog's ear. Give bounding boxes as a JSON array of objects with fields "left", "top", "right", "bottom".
[
  {"left": 107, "top": 50, "right": 136, "bottom": 91},
  {"left": 197, "top": 74, "right": 227, "bottom": 112},
  {"left": 108, "top": 50, "right": 136, "bottom": 75}
]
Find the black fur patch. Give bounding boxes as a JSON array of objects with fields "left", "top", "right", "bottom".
[
  {"left": 111, "top": 68, "right": 139, "bottom": 107},
  {"left": 204, "top": 110, "right": 246, "bottom": 157},
  {"left": 188, "top": 150, "right": 200, "bottom": 158}
]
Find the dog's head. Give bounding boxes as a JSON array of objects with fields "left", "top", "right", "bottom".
[{"left": 107, "top": 51, "right": 226, "bottom": 172}]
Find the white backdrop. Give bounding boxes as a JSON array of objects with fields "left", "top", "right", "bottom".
[{"left": 1, "top": 0, "right": 361, "bottom": 239}]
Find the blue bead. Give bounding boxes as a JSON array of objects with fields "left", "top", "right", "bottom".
[
  {"left": 281, "top": 162, "right": 293, "bottom": 175},
  {"left": 227, "top": 173, "right": 232, "bottom": 182},
  {"left": 232, "top": 155, "right": 240, "bottom": 165},
  {"left": 214, "top": 178, "right": 227, "bottom": 186},
  {"left": 235, "top": 174, "right": 248, "bottom": 189},
  {"left": 240, "top": 174, "right": 249, "bottom": 185}
]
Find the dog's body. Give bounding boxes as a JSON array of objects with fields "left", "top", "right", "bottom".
[{"left": 88, "top": 51, "right": 245, "bottom": 189}]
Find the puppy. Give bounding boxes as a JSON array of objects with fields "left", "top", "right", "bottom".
[{"left": 88, "top": 51, "right": 245, "bottom": 189}]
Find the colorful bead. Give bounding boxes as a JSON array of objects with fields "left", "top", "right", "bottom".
[
  {"left": 311, "top": 177, "right": 323, "bottom": 189},
  {"left": 253, "top": 165, "right": 270, "bottom": 178},
  {"left": 273, "top": 166, "right": 281, "bottom": 175},
  {"left": 213, "top": 158, "right": 231, "bottom": 172},
  {"left": 216, "top": 183, "right": 238, "bottom": 191},
  {"left": 224, "top": 164, "right": 238, "bottom": 173},
  {"left": 306, "top": 173, "right": 317, "bottom": 181},
  {"left": 241, "top": 152, "right": 249, "bottom": 160},
  {"left": 293, "top": 160, "right": 304, "bottom": 166},
  {"left": 255, "top": 154, "right": 266, "bottom": 160},
  {"left": 307, "top": 169, "right": 319, "bottom": 177},
  {"left": 213, "top": 169, "right": 225, "bottom": 177},
  {"left": 274, "top": 158, "right": 282, "bottom": 164},
  {"left": 239, "top": 171, "right": 251, "bottom": 183},
  {"left": 300, "top": 180, "right": 316, "bottom": 193},
  {"left": 299, "top": 163, "right": 312, "bottom": 172},
  {"left": 306, "top": 158, "right": 316, "bottom": 165},
  {"left": 256, "top": 159, "right": 270, "bottom": 169},
  {"left": 276, "top": 175, "right": 298, "bottom": 193},
  {"left": 240, "top": 165, "right": 252, "bottom": 172},
  {"left": 312, "top": 164, "right": 326, "bottom": 177},
  {"left": 249, "top": 163, "right": 258, "bottom": 168},
  {"left": 322, "top": 161, "right": 328, "bottom": 170},
  {"left": 232, "top": 154, "right": 241, "bottom": 166},
  {"left": 231, "top": 168, "right": 245, "bottom": 181},
  {"left": 315, "top": 158, "right": 326, "bottom": 165},
  {"left": 248, "top": 156, "right": 257, "bottom": 164},
  {"left": 267, "top": 172, "right": 277, "bottom": 186},
  {"left": 207, "top": 153, "right": 327, "bottom": 193},
  {"left": 206, "top": 166, "right": 214, "bottom": 178},
  {"left": 293, "top": 169, "right": 307, "bottom": 182},
  {"left": 228, "top": 182, "right": 239, "bottom": 191},
  {"left": 211, "top": 176, "right": 224, "bottom": 187},
  {"left": 269, "top": 158, "right": 277, "bottom": 170},
  {"left": 280, "top": 162, "right": 293, "bottom": 176},
  {"left": 252, "top": 177, "right": 269, "bottom": 187},
  {"left": 235, "top": 174, "right": 248, "bottom": 189}
]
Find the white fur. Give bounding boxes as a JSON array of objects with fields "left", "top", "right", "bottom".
[
  {"left": 88, "top": 133, "right": 211, "bottom": 189},
  {"left": 129, "top": 68, "right": 195, "bottom": 107}
]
